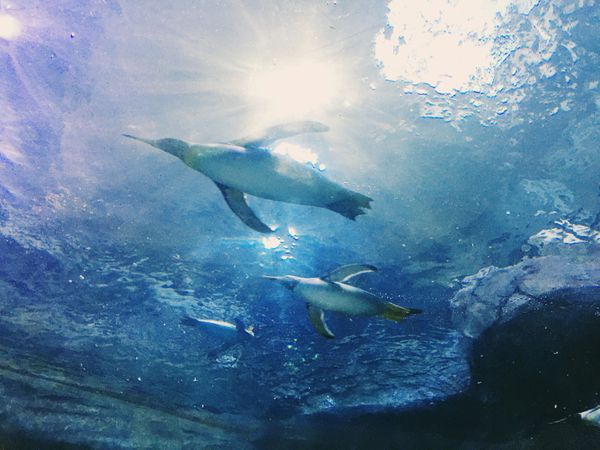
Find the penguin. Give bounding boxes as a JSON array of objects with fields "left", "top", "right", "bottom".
[
  {"left": 264, "top": 264, "right": 422, "bottom": 338},
  {"left": 123, "top": 121, "right": 372, "bottom": 233},
  {"left": 180, "top": 316, "right": 255, "bottom": 357},
  {"left": 550, "top": 404, "right": 600, "bottom": 428},
  {"left": 180, "top": 316, "right": 255, "bottom": 339}
]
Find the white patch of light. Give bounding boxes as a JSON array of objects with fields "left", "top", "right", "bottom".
[
  {"left": 262, "top": 236, "right": 282, "bottom": 249},
  {"left": 273, "top": 142, "right": 319, "bottom": 166},
  {"left": 246, "top": 59, "right": 340, "bottom": 121},
  {"left": 374, "top": 0, "right": 538, "bottom": 94},
  {"left": 0, "top": 144, "right": 25, "bottom": 165},
  {"left": 288, "top": 226, "right": 299, "bottom": 240},
  {"left": 0, "top": 14, "right": 22, "bottom": 40}
]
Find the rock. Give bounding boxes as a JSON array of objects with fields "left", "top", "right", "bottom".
[
  {"left": 451, "top": 221, "right": 600, "bottom": 338},
  {"left": 449, "top": 221, "right": 600, "bottom": 429},
  {"left": 469, "top": 299, "right": 600, "bottom": 425}
]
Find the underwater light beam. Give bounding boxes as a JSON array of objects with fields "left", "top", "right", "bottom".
[
  {"left": 0, "top": 14, "right": 22, "bottom": 40},
  {"left": 245, "top": 59, "right": 340, "bottom": 122}
]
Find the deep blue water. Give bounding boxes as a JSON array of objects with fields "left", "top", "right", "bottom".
[{"left": 1, "top": 0, "right": 600, "bottom": 448}]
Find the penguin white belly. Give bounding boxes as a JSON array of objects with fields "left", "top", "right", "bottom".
[
  {"left": 296, "top": 281, "right": 383, "bottom": 316},
  {"left": 189, "top": 147, "right": 343, "bottom": 206}
]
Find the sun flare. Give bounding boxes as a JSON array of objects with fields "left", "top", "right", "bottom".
[
  {"left": 246, "top": 59, "right": 340, "bottom": 122},
  {"left": 0, "top": 14, "right": 22, "bottom": 40}
]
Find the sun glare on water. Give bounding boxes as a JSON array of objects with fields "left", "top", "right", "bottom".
[
  {"left": 0, "top": 14, "right": 22, "bottom": 40},
  {"left": 374, "top": 0, "right": 538, "bottom": 94},
  {"left": 246, "top": 59, "right": 340, "bottom": 122},
  {"left": 262, "top": 236, "right": 282, "bottom": 249}
]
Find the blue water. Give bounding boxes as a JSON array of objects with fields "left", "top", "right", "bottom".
[{"left": 1, "top": 0, "right": 600, "bottom": 448}]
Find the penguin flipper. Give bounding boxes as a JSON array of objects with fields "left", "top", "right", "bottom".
[
  {"left": 232, "top": 121, "right": 329, "bottom": 148},
  {"left": 323, "top": 264, "right": 378, "bottom": 283},
  {"left": 307, "top": 305, "right": 335, "bottom": 339},
  {"left": 214, "top": 182, "right": 274, "bottom": 233}
]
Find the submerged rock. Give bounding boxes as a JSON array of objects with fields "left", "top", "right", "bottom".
[
  {"left": 449, "top": 221, "right": 600, "bottom": 430},
  {"left": 451, "top": 221, "right": 600, "bottom": 338}
]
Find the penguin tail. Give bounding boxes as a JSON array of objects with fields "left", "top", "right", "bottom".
[
  {"left": 326, "top": 191, "right": 373, "bottom": 220},
  {"left": 379, "top": 302, "right": 422, "bottom": 322}
]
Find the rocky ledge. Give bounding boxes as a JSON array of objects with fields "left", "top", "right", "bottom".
[
  {"left": 451, "top": 220, "right": 600, "bottom": 338},
  {"left": 447, "top": 220, "right": 600, "bottom": 435}
]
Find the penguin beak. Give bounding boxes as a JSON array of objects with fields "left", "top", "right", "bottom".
[
  {"left": 122, "top": 134, "right": 157, "bottom": 147},
  {"left": 123, "top": 134, "right": 189, "bottom": 159}
]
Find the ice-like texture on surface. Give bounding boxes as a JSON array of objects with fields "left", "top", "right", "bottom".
[{"left": 376, "top": 0, "right": 599, "bottom": 126}]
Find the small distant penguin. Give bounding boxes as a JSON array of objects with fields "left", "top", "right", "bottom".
[
  {"left": 123, "top": 121, "right": 372, "bottom": 233},
  {"left": 264, "top": 264, "right": 422, "bottom": 338},
  {"left": 180, "top": 316, "right": 255, "bottom": 356},
  {"left": 551, "top": 404, "right": 600, "bottom": 428}
]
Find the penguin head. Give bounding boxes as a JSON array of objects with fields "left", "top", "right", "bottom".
[
  {"left": 152, "top": 138, "right": 190, "bottom": 158},
  {"left": 123, "top": 134, "right": 190, "bottom": 159},
  {"left": 263, "top": 275, "right": 301, "bottom": 290}
]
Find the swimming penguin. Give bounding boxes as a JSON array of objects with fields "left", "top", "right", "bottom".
[
  {"left": 264, "top": 264, "right": 422, "bottom": 338},
  {"left": 123, "top": 121, "right": 372, "bottom": 233},
  {"left": 180, "top": 316, "right": 255, "bottom": 340},
  {"left": 550, "top": 404, "right": 600, "bottom": 428},
  {"left": 180, "top": 316, "right": 255, "bottom": 357}
]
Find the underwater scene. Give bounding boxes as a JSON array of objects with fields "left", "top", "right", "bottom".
[{"left": 1, "top": 0, "right": 600, "bottom": 448}]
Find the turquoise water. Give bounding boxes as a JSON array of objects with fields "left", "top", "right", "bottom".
[{"left": 1, "top": 1, "right": 600, "bottom": 448}]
